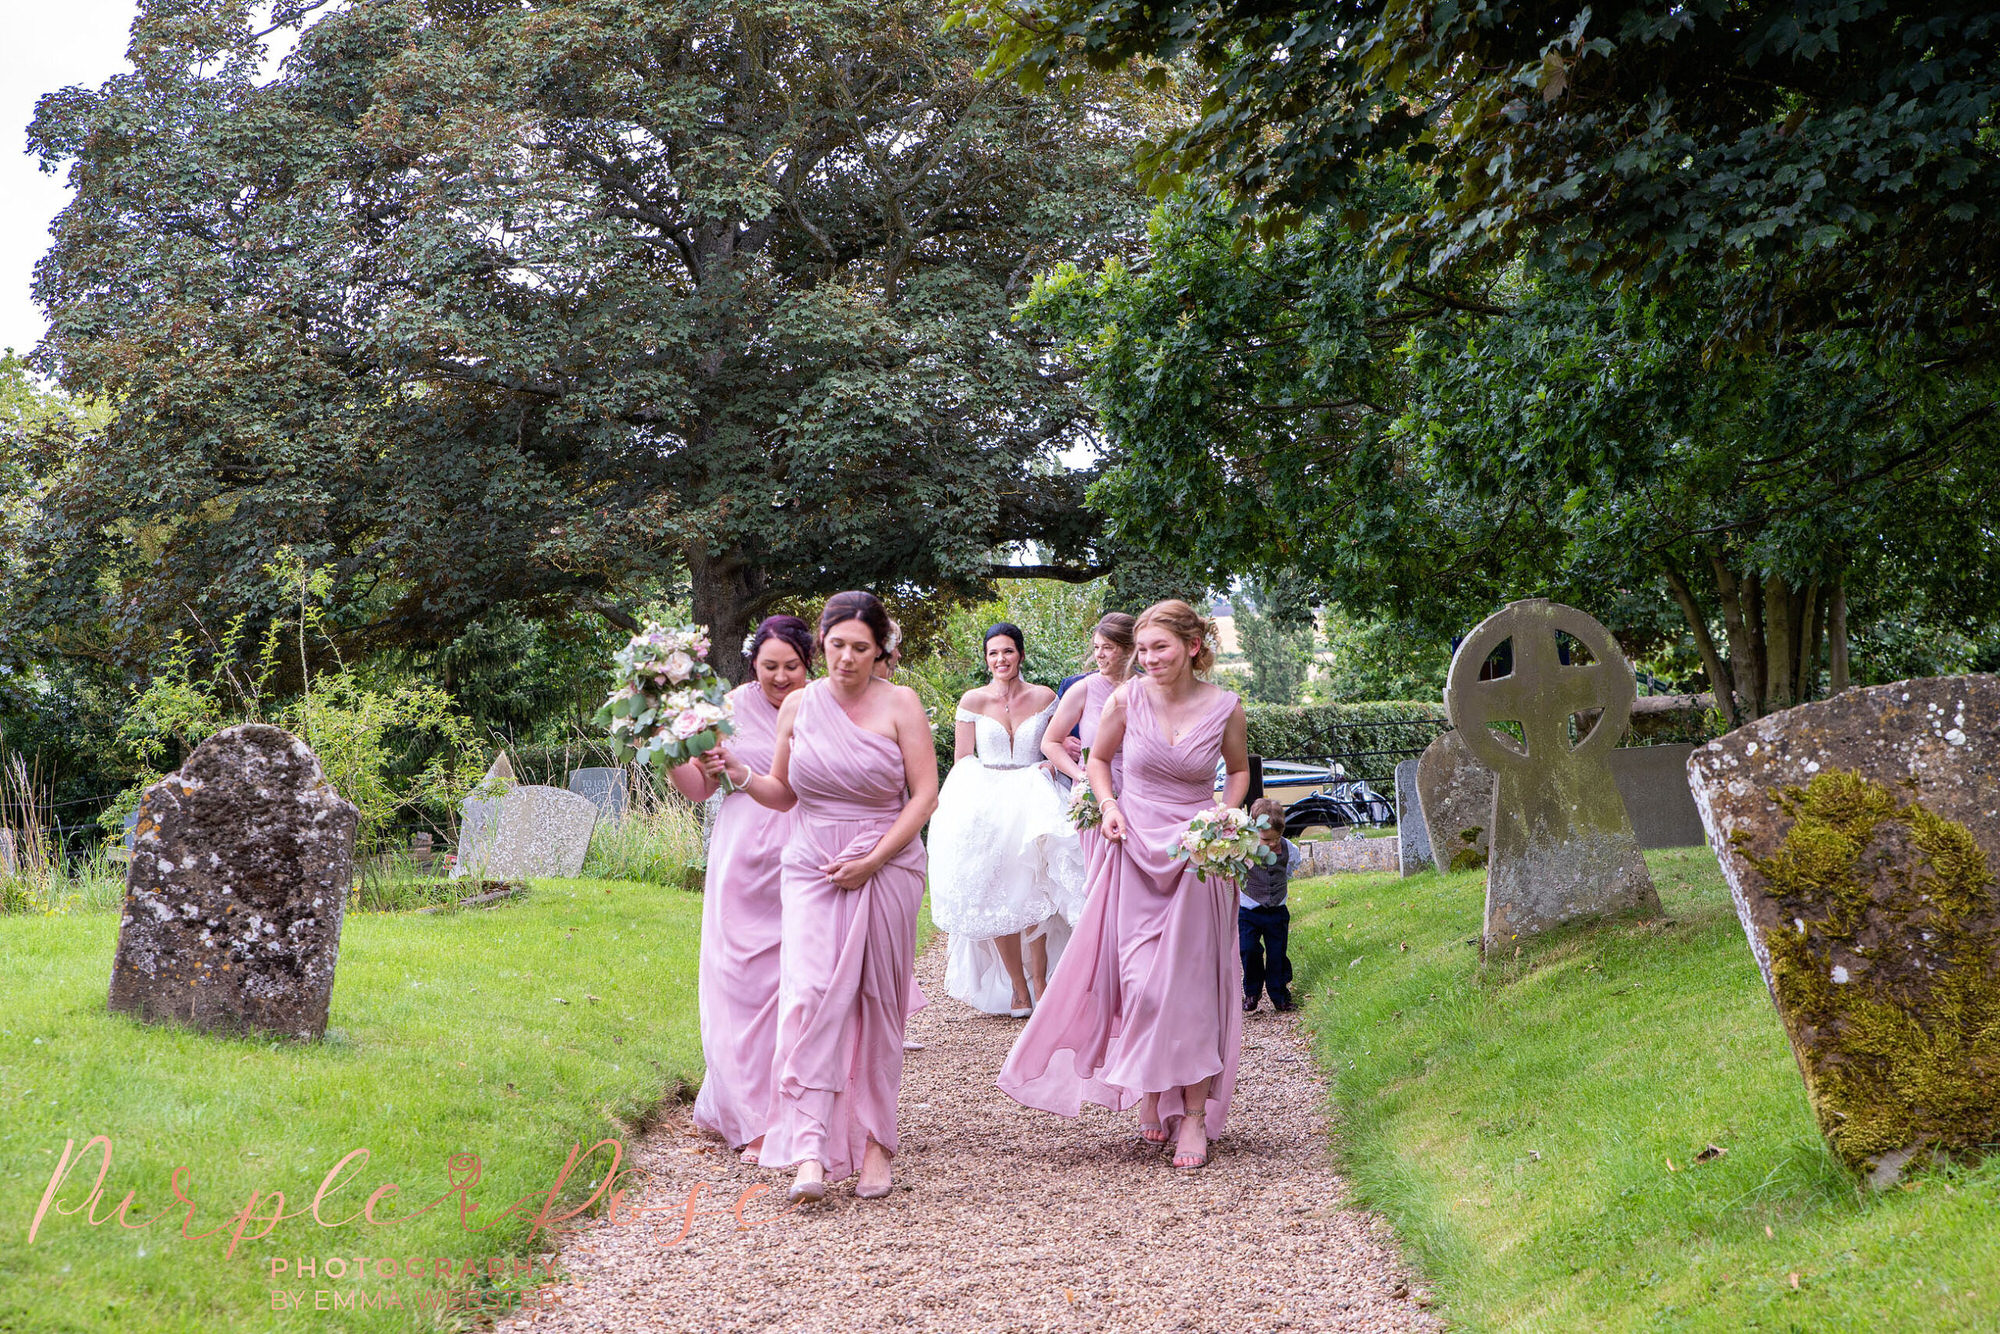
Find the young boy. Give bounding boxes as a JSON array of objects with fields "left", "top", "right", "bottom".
[{"left": 1241, "top": 797, "right": 1304, "bottom": 1013}]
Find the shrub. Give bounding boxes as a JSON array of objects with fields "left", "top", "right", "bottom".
[{"left": 1244, "top": 699, "right": 1451, "bottom": 787}]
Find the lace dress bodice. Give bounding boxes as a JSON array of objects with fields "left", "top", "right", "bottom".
[{"left": 955, "top": 701, "right": 1058, "bottom": 769}]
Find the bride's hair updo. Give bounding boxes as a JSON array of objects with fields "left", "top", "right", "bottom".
[
  {"left": 982, "top": 621, "right": 1026, "bottom": 661},
  {"left": 745, "top": 614, "right": 814, "bottom": 669},
  {"left": 1094, "top": 612, "right": 1136, "bottom": 654},
  {"left": 1135, "top": 599, "right": 1218, "bottom": 676},
  {"left": 818, "top": 590, "right": 893, "bottom": 658}
]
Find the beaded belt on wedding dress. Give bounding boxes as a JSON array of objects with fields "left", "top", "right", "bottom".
[{"left": 984, "top": 762, "right": 1039, "bottom": 771}]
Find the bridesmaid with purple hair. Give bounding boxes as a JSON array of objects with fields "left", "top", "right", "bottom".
[
  {"left": 999, "top": 599, "right": 1251, "bottom": 1172},
  {"left": 676, "top": 615, "right": 815, "bottom": 1166},
  {"left": 719, "top": 591, "right": 938, "bottom": 1203}
]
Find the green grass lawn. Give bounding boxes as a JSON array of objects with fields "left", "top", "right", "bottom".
[
  {"left": 0, "top": 879, "right": 703, "bottom": 1333},
  {"left": 1293, "top": 848, "right": 2000, "bottom": 1332}
]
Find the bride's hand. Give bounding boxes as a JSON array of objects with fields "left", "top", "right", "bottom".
[{"left": 1101, "top": 799, "right": 1128, "bottom": 843}]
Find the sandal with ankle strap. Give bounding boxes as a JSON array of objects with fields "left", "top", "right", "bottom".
[{"left": 1172, "top": 1112, "right": 1210, "bottom": 1170}]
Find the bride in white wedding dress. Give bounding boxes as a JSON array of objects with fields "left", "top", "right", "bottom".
[{"left": 927, "top": 622, "right": 1088, "bottom": 1016}]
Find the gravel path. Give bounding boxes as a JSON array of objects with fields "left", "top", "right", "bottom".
[{"left": 502, "top": 936, "right": 1441, "bottom": 1334}]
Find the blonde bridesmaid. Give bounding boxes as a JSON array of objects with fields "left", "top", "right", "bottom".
[{"left": 999, "top": 599, "right": 1250, "bottom": 1171}]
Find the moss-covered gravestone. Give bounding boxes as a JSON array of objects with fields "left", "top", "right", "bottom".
[
  {"left": 108, "top": 724, "right": 357, "bottom": 1040},
  {"left": 1415, "top": 730, "right": 1493, "bottom": 873},
  {"left": 1688, "top": 675, "right": 2000, "bottom": 1182},
  {"left": 1447, "top": 599, "right": 1660, "bottom": 949}
]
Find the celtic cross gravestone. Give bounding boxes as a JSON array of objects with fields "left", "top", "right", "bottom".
[{"left": 1447, "top": 599, "right": 1660, "bottom": 949}]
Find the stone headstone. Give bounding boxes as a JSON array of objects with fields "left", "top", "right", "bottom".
[
  {"left": 0, "top": 828, "right": 14, "bottom": 875},
  {"left": 454, "top": 785, "right": 597, "bottom": 881},
  {"left": 1607, "top": 743, "right": 1707, "bottom": 848},
  {"left": 1447, "top": 599, "right": 1661, "bottom": 949},
  {"left": 1415, "top": 730, "right": 1494, "bottom": 873},
  {"left": 1687, "top": 675, "right": 2000, "bottom": 1179},
  {"left": 566, "top": 766, "right": 628, "bottom": 820},
  {"left": 1394, "top": 759, "right": 1433, "bottom": 874},
  {"left": 107, "top": 724, "right": 357, "bottom": 1040},
  {"left": 123, "top": 809, "right": 139, "bottom": 850},
  {"left": 1300, "top": 836, "right": 1400, "bottom": 876}
]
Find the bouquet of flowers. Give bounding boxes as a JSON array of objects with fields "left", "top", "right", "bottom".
[
  {"left": 1066, "top": 769, "right": 1103, "bottom": 831},
  {"left": 1171, "top": 805, "right": 1279, "bottom": 884},
  {"left": 594, "top": 624, "right": 736, "bottom": 783}
]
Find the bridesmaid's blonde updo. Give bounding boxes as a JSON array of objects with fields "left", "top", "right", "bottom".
[{"left": 1135, "top": 599, "right": 1218, "bottom": 676}]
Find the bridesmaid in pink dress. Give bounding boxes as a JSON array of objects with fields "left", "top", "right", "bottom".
[
  {"left": 719, "top": 591, "right": 938, "bottom": 1203},
  {"left": 1041, "top": 612, "right": 1138, "bottom": 830},
  {"left": 1000, "top": 599, "right": 1251, "bottom": 1171},
  {"left": 675, "top": 615, "right": 814, "bottom": 1166},
  {"left": 873, "top": 620, "right": 930, "bottom": 1050}
]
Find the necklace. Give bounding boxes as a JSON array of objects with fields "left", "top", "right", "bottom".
[{"left": 992, "top": 676, "right": 1033, "bottom": 737}]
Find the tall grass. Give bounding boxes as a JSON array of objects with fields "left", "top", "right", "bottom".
[
  {"left": 0, "top": 754, "right": 125, "bottom": 914},
  {"left": 583, "top": 778, "right": 709, "bottom": 890}
]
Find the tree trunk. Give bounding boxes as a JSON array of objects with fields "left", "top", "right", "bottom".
[
  {"left": 688, "top": 548, "right": 771, "bottom": 687},
  {"left": 1763, "top": 572, "right": 1796, "bottom": 710},
  {"left": 1799, "top": 580, "right": 1823, "bottom": 702},
  {"left": 1745, "top": 572, "right": 1768, "bottom": 716},
  {"left": 1711, "top": 556, "right": 1759, "bottom": 721},
  {"left": 1664, "top": 556, "right": 1738, "bottom": 729},
  {"left": 1829, "top": 580, "right": 1850, "bottom": 694}
]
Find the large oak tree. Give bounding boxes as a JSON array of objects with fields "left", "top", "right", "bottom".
[{"left": 20, "top": 0, "right": 1151, "bottom": 678}]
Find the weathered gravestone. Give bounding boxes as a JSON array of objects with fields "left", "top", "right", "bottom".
[
  {"left": 454, "top": 753, "right": 596, "bottom": 881},
  {"left": 1448, "top": 599, "right": 1660, "bottom": 948},
  {"left": 1608, "top": 743, "right": 1708, "bottom": 849},
  {"left": 107, "top": 724, "right": 357, "bottom": 1039},
  {"left": 1415, "top": 730, "right": 1494, "bottom": 873},
  {"left": 1395, "top": 759, "right": 1433, "bottom": 875},
  {"left": 1687, "top": 675, "right": 2000, "bottom": 1181},
  {"left": 0, "top": 829, "right": 14, "bottom": 875},
  {"left": 566, "top": 766, "right": 628, "bottom": 820},
  {"left": 1299, "top": 833, "right": 1400, "bottom": 875}
]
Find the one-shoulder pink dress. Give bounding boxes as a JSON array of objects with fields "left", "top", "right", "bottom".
[
  {"left": 761, "top": 681, "right": 927, "bottom": 1180},
  {"left": 997, "top": 681, "right": 1244, "bottom": 1134},
  {"left": 690, "top": 684, "right": 790, "bottom": 1150}
]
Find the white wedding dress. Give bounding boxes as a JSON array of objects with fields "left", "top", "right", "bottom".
[{"left": 927, "top": 701, "right": 1089, "bottom": 1015}]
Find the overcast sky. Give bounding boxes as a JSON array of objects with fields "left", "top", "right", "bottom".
[{"left": 1, "top": 1, "right": 143, "bottom": 359}]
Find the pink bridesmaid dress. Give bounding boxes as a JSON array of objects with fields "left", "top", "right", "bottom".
[
  {"left": 690, "top": 684, "right": 790, "bottom": 1149},
  {"left": 1073, "top": 671, "right": 1126, "bottom": 861},
  {"left": 761, "top": 681, "right": 927, "bottom": 1181},
  {"left": 997, "top": 680, "right": 1244, "bottom": 1134}
]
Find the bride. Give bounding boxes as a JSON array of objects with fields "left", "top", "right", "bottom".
[{"left": 928, "top": 622, "right": 1088, "bottom": 1016}]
